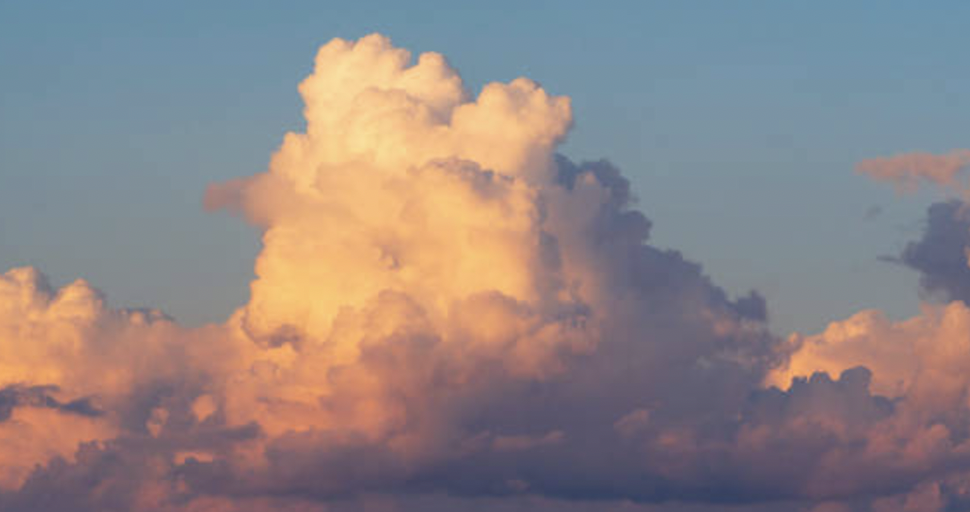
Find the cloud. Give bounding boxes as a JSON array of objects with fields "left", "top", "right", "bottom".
[
  {"left": 0, "top": 384, "right": 103, "bottom": 422},
  {"left": 856, "top": 149, "right": 970, "bottom": 194},
  {"left": 884, "top": 200, "right": 970, "bottom": 304},
  {"left": 5, "top": 33, "right": 970, "bottom": 511},
  {"left": 768, "top": 299, "right": 970, "bottom": 508},
  {"left": 0, "top": 265, "right": 245, "bottom": 490}
]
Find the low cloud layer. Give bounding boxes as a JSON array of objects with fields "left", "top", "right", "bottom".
[{"left": 3, "top": 34, "right": 970, "bottom": 511}]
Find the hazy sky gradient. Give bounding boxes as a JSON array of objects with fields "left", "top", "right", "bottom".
[{"left": 2, "top": 1, "right": 968, "bottom": 334}]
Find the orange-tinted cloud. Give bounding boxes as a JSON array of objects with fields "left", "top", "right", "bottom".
[
  {"left": 8, "top": 34, "right": 970, "bottom": 512},
  {"left": 856, "top": 149, "right": 970, "bottom": 194}
]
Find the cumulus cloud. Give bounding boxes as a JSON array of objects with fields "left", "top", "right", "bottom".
[
  {"left": 886, "top": 200, "right": 970, "bottom": 304},
  {"left": 857, "top": 148, "right": 970, "bottom": 305},
  {"left": 857, "top": 148, "right": 970, "bottom": 307},
  {"left": 6, "top": 33, "right": 970, "bottom": 512},
  {"left": 0, "top": 265, "right": 246, "bottom": 492},
  {"left": 769, "top": 300, "right": 970, "bottom": 510}
]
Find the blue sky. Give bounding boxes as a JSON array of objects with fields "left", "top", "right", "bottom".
[{"left": 2, "top": 1, "right": 967, "bottom": 334}]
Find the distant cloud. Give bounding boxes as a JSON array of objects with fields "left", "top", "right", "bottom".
[
  {"left": 856, "top": 149, "right": 970, "bottom": 194},
  {"left": 896, "top": 201, "right": 970, "bottom": 304}
]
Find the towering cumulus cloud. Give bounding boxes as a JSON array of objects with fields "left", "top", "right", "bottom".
[{"left": 3, "top": 34, "right": 970, "bottom": 511}]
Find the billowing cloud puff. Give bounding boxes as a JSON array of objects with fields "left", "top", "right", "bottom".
[
  {"left": 770, "top": 301, "right": 970, "bottom": 510},
  {"left": 887, "top": 200, "right": 970, "bottom": 304},
  {"left": 205, "top": 34, "right": 573, "bottom": 356},
  {"left": 5, "top": 34, "right": 970, "bottom": 512},
  {"left": 856, "top": 149, "right": 970, "bottom": 194},
  {"left": 0, "top": 266, "right": 247, "bottom": 495}
]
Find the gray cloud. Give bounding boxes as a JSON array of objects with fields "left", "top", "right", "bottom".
[
  {"left": 0, "top": 385, "right": 103, "bottom": 422},
  {"left": 889, "top": 200, "right": 970, "bottom": 304}
]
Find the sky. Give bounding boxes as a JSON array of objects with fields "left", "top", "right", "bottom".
[
  {"left": 4, "top": 1, "right": 970, "bottom": 334},
  {"left": 3, "top": 2, "right": 970, "bottom": 511}
]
